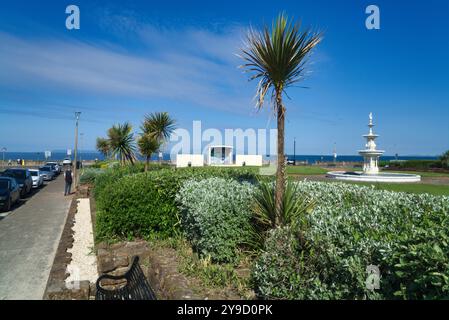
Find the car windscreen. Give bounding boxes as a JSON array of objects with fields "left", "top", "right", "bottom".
[
  {"left": 5, "top": 170, "right": 26, "bottom": 179},
  {"left": 0, "top": 180, "right": 10, "bottom": 189},
  {"left": 30, "top": 171, "right": 39, "bottom": 176},
  {"left": 40, "top": 167, "right": 51, "bottom": 172}
]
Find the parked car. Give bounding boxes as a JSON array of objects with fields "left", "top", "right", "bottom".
[
  {"left": 29, "top": 169, "right": 44, "bottom": 188},
  {"left": 45, "top": 162, "right": 60, "bottom": 175},
  {"left": 1, "top": 168, "right": 33, "bottom": 197},
  {"left": 0, "top": 177, "right": 21, "bottom": 211},
  {"left": 38, "top": 166, "right": 55, "bottom": 181},
  {"left": 62, "top": 158, "right": 72, "bottom": 166}
]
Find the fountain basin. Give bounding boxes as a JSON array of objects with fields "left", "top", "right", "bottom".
[{"left": 326, "top": 171, "right": 421, "bottom": 183}]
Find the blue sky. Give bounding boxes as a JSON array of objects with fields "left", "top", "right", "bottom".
[{"left": 0, "top": 0, "right": 448, "bottom": 155}]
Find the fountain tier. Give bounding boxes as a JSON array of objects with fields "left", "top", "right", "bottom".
[{"left": 326, "top": 113, "right": 421, "bottom": 183}]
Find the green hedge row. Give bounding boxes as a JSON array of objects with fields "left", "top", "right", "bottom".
[
  {"left": 94, "top": 167, "right": 258, "bottom": 241},
  {"left": 387, "top": 159, "right": 448, "bottom": 170}
]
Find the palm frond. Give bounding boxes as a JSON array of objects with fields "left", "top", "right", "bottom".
[
  {"left": 240, "top": 12, "right": 322, "bottom": 110},
  {"left": 107, "top": 122, "right": 137, "bottom": 165},
  {"left": 141, "top": 112, "right": 176, "bottom": 142}
]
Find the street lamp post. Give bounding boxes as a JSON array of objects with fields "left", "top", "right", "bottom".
[
  {"left": 73, "top": 112, "right": 81, "bottom": 190},
  {"left": 1, "top": 147, "right": 6, "bottom": 167},
  {"left": 293, "top": 138, "right": 296, "bottom": 166}
]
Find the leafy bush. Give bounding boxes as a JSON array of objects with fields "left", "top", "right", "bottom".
[
  {"left": 253, "top": 181, "right": 449, "bottom": 299},
  {"left": 79, "top": 168, "right": 104, "bottom": 185},
  {"left": 253, "top": 180, "right": 314, "bottom": 230},
  {"left": 252, "top": 226, "right": 336, "bottom": 299},
  {"left": 176, "top": 178, "right": 255, "bottom": 263},
  {"left": 95, "top": 167, "right": 258, "bottom": 241},
  {"left": 93, "top": 163, "right": 145, "bottom": 199},
  {"left": 96, "top": 172, "right": 180, "bottom": 240}
]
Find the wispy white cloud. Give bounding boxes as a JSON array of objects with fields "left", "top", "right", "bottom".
[{"left": 0, "top": 20, "right": 255, "bottom": 116}]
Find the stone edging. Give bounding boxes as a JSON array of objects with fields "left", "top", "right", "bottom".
[{"left": 43, "top": 186, "right": 92, "bottom": 300}]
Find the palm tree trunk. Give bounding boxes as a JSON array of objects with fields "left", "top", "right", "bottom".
[
  {"left": 275, "top": 92, "right": 286, "bottom": 226},
  {"left": 145, "top": 156, "right": 149, "bottom": 172}
]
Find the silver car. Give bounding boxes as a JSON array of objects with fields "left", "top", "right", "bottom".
[
  {"left": 29, "top": 169, "right": 44, "bottom": 188},
  {"left": 38, "top": 166, "right": 55, "bottom": 181}
]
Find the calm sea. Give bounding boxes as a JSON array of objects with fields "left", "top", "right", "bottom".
[{"left": 1, "top": 152, "right": 438, "bottom": 163}]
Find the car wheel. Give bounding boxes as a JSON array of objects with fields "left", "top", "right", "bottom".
[{"left": 4, "top": 198, "right": 11, "bottom": 212}]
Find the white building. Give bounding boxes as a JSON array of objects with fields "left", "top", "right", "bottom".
[
  {"left": 207, "top": 145, "right": 233, "bottom": 165},
  {"left": 175, "top": 145, "right": 263, "bottom": 168}
]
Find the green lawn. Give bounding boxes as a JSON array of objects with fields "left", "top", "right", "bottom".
[
  {"left": 285, "top": 166, "right": 449, "bottom": 195},
  {"left": 388, "top": 170, "right": 449, "bottom": 177},
  {"left": 373, "top": 183, "right": 449, "bottom": 196},
  {"left": 286, "top": 166, "right": 329, "bottom": 175}
]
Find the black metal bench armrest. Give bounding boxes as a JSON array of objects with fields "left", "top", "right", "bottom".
[
  {"left": 95, "top": 256, "right": 156, "bottom": 300},
  {"left": 97, "top": 273, "right": 126, "bottom": 282}
]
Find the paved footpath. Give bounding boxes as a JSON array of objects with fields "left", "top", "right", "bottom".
[{"left": 0, "top": 176, "right": 72, "bottom": 299}]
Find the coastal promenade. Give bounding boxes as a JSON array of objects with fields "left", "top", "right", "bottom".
[{"left": 0, "top": 176, "right": 72, "bottom": 299}]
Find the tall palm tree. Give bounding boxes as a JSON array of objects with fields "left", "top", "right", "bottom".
[
  {"left": 107, "top": 122, "right": 137, "bottom": 166},
  {"left": 138, "top": 134, "right": 161, "bottom": 171},
  {"left": 141, "top": 112, "right": 176, "bottom": 163},
  {"left": 240, "top": 13, "right": 322, "bottom": 226},
  {"left": 96, "top": 137, "right": 110, "bottom": 159}
]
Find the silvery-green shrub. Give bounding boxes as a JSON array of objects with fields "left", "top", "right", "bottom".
[{"left": 176, "top": 177, "right": 256, "bottom": 263}]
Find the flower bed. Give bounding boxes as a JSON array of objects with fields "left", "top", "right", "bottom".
[
  {"left": 253, "top": 181, "right": 449, "bottom": 299},
  {"left": 91, "top": 164, "right": 449, "bottom": 299}
]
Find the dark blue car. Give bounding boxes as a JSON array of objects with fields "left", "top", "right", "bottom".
[
  {"left": 1, "top": 168, "right": 33, "bottom": 197},
  {"left": 0, "top": 177, "right": 21, "bottom": 212}
]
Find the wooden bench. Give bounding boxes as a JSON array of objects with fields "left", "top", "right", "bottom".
[{"left": 95, "top": 256, "right": 157, "bottom": 300}]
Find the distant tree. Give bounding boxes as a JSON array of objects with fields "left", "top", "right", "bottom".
[
  {"left": 96, "top": 137, "right": 110, "bottom": 158},
  {"left": 440, "top": 150, "right": 449, "bottom": 167},
  {"left": 107, "top": 122, "right": 137, "bottom": 166},
  {"left": 240, "top": 13, "right": 322, "bottom": 226},
  {"left": 138, "top": 134, "right": 161, "bottom": 171},
  {"left": 141, "top": 112, "right": 176, "bottom": 164}
]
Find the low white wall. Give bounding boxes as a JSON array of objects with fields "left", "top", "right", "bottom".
[
  {"left": 176, "top": 154, "right": 204, "bottom": 168},
  {"left": 235, "top": 155, "right": 263, "bottom": 167}
]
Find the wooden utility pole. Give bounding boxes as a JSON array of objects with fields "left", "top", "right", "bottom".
[{"left": 73, "top": 112, "right": 81, "bottom": 190}]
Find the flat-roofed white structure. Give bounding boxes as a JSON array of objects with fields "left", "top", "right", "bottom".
[
  {"left": 208, "top": 145, "right": 233, "bottom": 165},
  {"left": 176, "top": 154, "right": 204, "bottom": 168},
  {"left": 236, "top": 155, "right": 263, "bottom": 167}
]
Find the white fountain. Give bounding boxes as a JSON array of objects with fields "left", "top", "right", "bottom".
[{"left": 327, "top": 113, "right": 421, "bottom": 183}]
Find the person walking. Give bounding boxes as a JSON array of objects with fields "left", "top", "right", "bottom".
[{"left": 64, "top": 167, "right": 73, "bottom": 196}]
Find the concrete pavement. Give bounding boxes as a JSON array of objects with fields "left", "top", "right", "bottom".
[{"left": 0, "top": 175, "right": 72, "bottom": 299}]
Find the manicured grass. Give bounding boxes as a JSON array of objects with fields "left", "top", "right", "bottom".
[
  {"left": 286, "top": 166, "right": 449, "bottom": 195},
  {"left": 372, "top": 183, "right": 449, "bottom": 196},
  {"left": 388, "top": 170, "right": 449, "bottom": 178},
  {"left": 286, "top": 166, "right": 329, "bottom": 175}
]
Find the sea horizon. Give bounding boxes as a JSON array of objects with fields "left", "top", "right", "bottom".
[{"left": 0, "top": 151, "right": 439, "bottom": 163}]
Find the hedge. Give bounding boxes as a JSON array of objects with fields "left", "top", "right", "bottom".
[{"left": 95, "top": 167, "right": 258, "bottom": 241}]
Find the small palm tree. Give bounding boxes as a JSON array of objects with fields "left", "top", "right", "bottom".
[
  {"left": 96, "top": 137, "right": 110, "bottom": 159},
  {"left": 141, "top": 112, "right": 176, "bottom": 163},
  {"left": 138, "top": 134, "right": 161, "bottom": 171},
  {"left": 240, "top": 13, "right": 322, "bottom": 226},
  {"left": 107, "top": 122, "right": 137, "bottom": 165}
]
